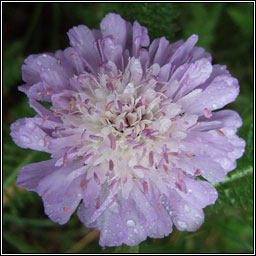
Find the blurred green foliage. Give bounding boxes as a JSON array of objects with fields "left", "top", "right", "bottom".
[{"left": 3, "top": 2, "right": 253, "bottom": 253}]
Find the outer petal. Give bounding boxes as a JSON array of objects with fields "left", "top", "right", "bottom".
[
  {"left": 163, "top": 173, "right": 217, "bottom": 232},
  {"left": 17, "top": 159, "right": 85, "bottom": 224},
  {"left": 10, "top": 117, "right": 52, "bottom": 153},
  {"left": 132, "top": 21, "right": 150, "bottom": 57},
  {"left": 17, "top": 159, "right": 58, "bottom": 190},
  {"left": 177, "top": 74, "right": 239, "bottom": 115},
  {"left": 100, "top": 13, "right": 128, "bottom": 49},
  {"left": 169, "top": 34, "right": 199, "bottom": 67},
  {"left": 68, "top": 25, "right": 101, "bottom": 73},
  {"left": 174, "top": 58, "right": 213, "bottom": 99},
  {"left": 36, "top": 161, "right": 85, "bottom": 224},
  {"left": 197, "top": 110, "right": 243, "bottom": 131}
]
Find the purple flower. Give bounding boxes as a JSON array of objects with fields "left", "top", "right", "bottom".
[{"left": 10, "top": 13, "right": 245, "bottom": 247}]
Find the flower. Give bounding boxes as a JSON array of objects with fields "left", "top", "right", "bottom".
[{"left": 10, "top": 13, "right": 245, "bottom": 247}]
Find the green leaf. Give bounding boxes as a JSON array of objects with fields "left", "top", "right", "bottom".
[
  {"left": 227, "top": 5, "right": 253, "bottom": 38},
  {"left": 4, "top": 213, "right": 57, "bottom": 227},
  {"left": 3, "top": 232, "right": 41, "bottom": 253},
  {"left": 183, "top": 3, "right": 224, "bottom": 51},
  {"left": 3, "top": 40, "right": 24, "bottom": 92},
  {"left": 103, "top": 244, "right": 140, "bottom": 253}
]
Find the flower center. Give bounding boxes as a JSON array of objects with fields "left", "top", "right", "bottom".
[{"left": 51, "top": 59, "right": 198, "bottom": 186}]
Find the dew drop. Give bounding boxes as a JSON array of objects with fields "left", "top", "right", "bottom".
[
  {"left": 38, "top": 139, "right": 44, "bottom": 146},
  {"left": 37, "top": 60, "right": 42, "bottom": 65},
  {"left": 177, "top": 220, "right": 187, "bottom": 229},
  {"left": 184, "top": 204, "right": 190, "bottom": 212},
  {"left": 134, "top": 228, "right": 138, "bottom": 234},
  {"left": 21, "top": 135, "right": 31, "bottom": 143},
  {"left": 26, "top": 122, "right": 35, "bottom": 129},
  {"left": 127, "top": 219, "right": 135, "bottom": 227}
]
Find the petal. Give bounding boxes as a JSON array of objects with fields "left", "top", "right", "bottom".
[
  {"left": 67, "top": 25, "right": 100, "bottom": 72},
  {"left": 149, "top": 37, "right": 170, "bottom": 66},
  {"left": 10, "top": 117, "right": 52, "bottom": 153},
  {"left": 100, "top": 13, "right": 128, "bottom": 49},
  {"left": 182, "top": 176, "right": 218, "bottom": 208},
  {"left": 101, "top": 37, "right": 123, "bottom": 68},
  {"left": 17, "top": 159, "right": 58, "bottom": 190},
  {"left": 130, "top": 58, "right": 143, "bottom": 84},
  {"left": 164, "top": 188, "right": 205, "bottom": 232},
  {"left": 197, "top": 110, "right": 243, "bottom": 130},
  {"left": 175, "top": 58, "right": 213, "bottom": 99},
  {"left": 132, "top": 21, "right": 150, "bottom": 57},
  {"left": 169, "top": 34, "right": 199, "bottom": 66},
  {"left": 36, "top": 161, "right": 85, "bottom": 224},
  {"left": 178, "top": 74, "right": 239, "bottom": 115}
]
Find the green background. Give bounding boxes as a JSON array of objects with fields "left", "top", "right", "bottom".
[{"left": 3, "top": 2, "right": 253, "bottom": 253}]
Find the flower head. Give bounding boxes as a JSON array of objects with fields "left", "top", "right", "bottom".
[{"left": 11, "top": 13, "right": 245, "bottom": 246}]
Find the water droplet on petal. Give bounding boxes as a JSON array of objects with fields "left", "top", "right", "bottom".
[
  {"left": 37, "top": 60, "right": 42, "bottom": 65},
  {"left": 177, "top": 220, "right": 187, "bottom": 229},
  {"left": 127, "top": 219, "right": 135, "bottom": 227},
  {"left": 184, "top": 204, "right": 190, "bottom": 212},
  {"left": 21, "top": 135, "right": 31, "bottom": 143}
]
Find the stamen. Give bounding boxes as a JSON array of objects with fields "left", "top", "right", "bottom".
[
  {"left": 89, "top": 135, "right": 104, "bottom": 141},
  {"left": 41, "top": 115, "right": 49, "bottom": 126},
  {"left": 133, "top": 142, "right": 146, "bottom": 150},
  {"left": 63, "top": 152, "right": 68, "bottom": 166},
  {"left": 164, "top": 151, "right": 169, "bottom": 164},
  {"left": 52, "top": 107, "right": 62, "bottom": 117},
  {"left": 157, "top": 198, "right": 162, "bottom": 212},
  {"left": 84, "top": 98, "right": 90, "bottom": 105},
  {"left": 46, "top": 89, "right": 51, "bottom": 95},
  {"left": 163, "top": 164, "right": 169, "bottom": 174},
  {"left": 142, "top": 181, "right": 148, "bottom": 193},
  {"left": 80, "top": 179, "right": 88, "bottom": 187},
  {"left": 96, "top": 201, "right": 100, "bottom": 209},
  {"left": 126, "top": 139, "right": 136, "bottom": 144},
  {"left": 108, "top": 133, "right": 116, "bottom": 150},
  {"left": 138, "top": 148, "right": 147, "bottom": 162},
  {"left": 106, "top": 100, "right": 114, "bottom": 111},
  {"left": 80, "top": 153, "right": 93, "bottom": 163},
  {"left": 134, "top": 165, "right": 147, "bottom": 170},
  {"left": 106, "top": 83, "right": 114, "bottom": 93},
  {"left": 63, "top": 207, "right": 72, "bottom": 213},
  {"left": 43, "top": 135, "right": 50, "bottom": 147},
  {"left": 187, "top": 122, "right": 200, "bottom": 131},
  {"left": 69, "top": 97, "right": 76, "bottom": 112},
  {"left": 185, "top": 153, "right": 195, "bottom": 158},
  {"left": 117, "top": 100, "right": 123, "bottom": 112},
  {"left": 175, "top": 182, "right": 182, "bottom": 191},
  {"left": 194, "top": 169, "right": 201, "bottom": 176},
  {"left": 109, "top": 159, "right": 114, "bottom": 171},
  {"left": 204, "top": 108, "right": 212, "bottom": 118},
  {"left": 141, "top": 129, "right": 158, "bottom": 137},
  {"left": 94, "top": 172, "right": 100, "bottom": 184},
  {"left": 87, "top": 107, "right": 93, "bottom": 115},
  {"left": 118, "top": 122, "right": 124, "bottom": 131},
  {"left": 178, "top": 169, "right": 183, "bottom": 181},
  {"left": 81, "top": 129, "right": 87, "bottom": 143},
  {"left": 107, "top": 179, "right": 117, "bottom": 190},
  {"left": 215, "top": 129, "right": 226, "bottom": 136},
  {"left": 37, "top": 91, "right": 41, "bottom": 95},
  {"left": 149, "top": 151, "right": 154, "bottom": 167},
  {"left": 141, "top": 96, "right": 147, "bottom": 106}
]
